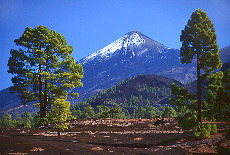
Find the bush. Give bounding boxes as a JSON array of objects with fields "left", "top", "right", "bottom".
[
  {"left": 201, "top": 128, "right": 210, "bottom": 139},
  {"left": 178, "top": 114, "right": 198, "bottom": 131},
  {"left": 22, "top": 112, "right": 33, "bottom": 128},
  {"left": 204, "top": 121, "right": 212, "bottom": 132},
  {"left": 211, "top": 123, "right": 217, "bottom": 134},
  {"left": 162, "top": 106, "right": 177, "bottom": 118},
  {"left": 193, "top": 124, "right": 202, "bottom": 139},
  {"left": 192, "top": 122, "right": 218, "bottom": 139},
  {"left": 13, "top": 114, "right": 23, "bottom": 127},
  {"left": 0, "top": 113, "right": 14, "bottom": 128},
  {"left": 193, "top": 125, "right": 210, "bottom": 139},
  {"left": 193, "top": 122, "right": 216, "bottom": 139}
]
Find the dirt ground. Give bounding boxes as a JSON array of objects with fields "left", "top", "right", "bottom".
[{"left": 0, "top": 118, "right": 229, "bottom": 154}]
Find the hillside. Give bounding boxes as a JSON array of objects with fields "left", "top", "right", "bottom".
[
  {"left": 220, "top": 46, "right": 230, "bottom": 64},
  {"left": 71, "top": 74, "right": 182, "bottom": 114}
]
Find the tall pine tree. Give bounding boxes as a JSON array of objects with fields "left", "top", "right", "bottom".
[
  {"left": 8, "top": 25, "right": 83, "bottom": 124},
  {"left": 180, "top": 9, "right": 222, "bottom": 126}
]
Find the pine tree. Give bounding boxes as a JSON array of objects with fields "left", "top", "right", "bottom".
[
  {"left": 14, "top": 113, "right": 23, "bottom": 127},
  {"left": 8, "top": 25, "right": 83, "bottom": 125},
  {"left": 180, "top": 9, "right": 222, "bottom": 126},
  {"left": 49, "top": 98, "right": 70, "bottom": 136},
  {"left": 22, "top": 112, "right": 33, "bottom": 128},
  {"left": 137, "top": 107, "right": 145, "bottom": 118},
  {"left": 162, "top": 106, "right": 177, "bottom": 118},
  {"left": 82, "top": 105, "right": 95, "bottom": 119},
  {"left": 169, "top": 83, "right": 196, "bottom": 115},
  {"left": 145, "top": 106, "right": 158, "bottom": 118},
  {"left": 96, "top": 105, "right": 110, "bottom": 118},
  {"left": 0, "top": 113, "right": 14, "bottom": 128},
  {"left": 110, "top": 105, "right": 125, "bottom": 119}
]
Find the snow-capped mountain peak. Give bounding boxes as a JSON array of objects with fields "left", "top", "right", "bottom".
[
  {"left": 123, "top": 31, "right": 145, "bottom": 48},
  {"left": 81, "top": 31, "right": 146, "bottom": 64}
]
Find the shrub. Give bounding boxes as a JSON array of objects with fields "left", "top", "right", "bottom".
[
  {"left": 211, "top": 124, "right": 217, "bottom": 134},
  {"left": 201, "top": 128, "right": 210, "bottom": 139},
  {"left": 193, "top": 122, "right": 213, "bottom": 139},
  {"left": 22, "top": 112, "right": 33, "bottom": 128},
  {"left": 193, "top": 124, "right": 201, "bottom": 139},
  {"left": 204, "top": 121, "right": 212, "bottom": 132},
  {"left": 193, "top": 126, "right": 210, "bottom": 139},
  {"left": 178, "top": 114, "right": 198, "bottom": 131},
  {"left": 0, "top": 113, "right": 14, "bottom": 128},
  {"left": 162, "top": 106, "right": 177, "bottom": 118}
]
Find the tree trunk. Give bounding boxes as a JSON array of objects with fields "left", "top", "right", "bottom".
[
  {"left": 38, "top": 63, "right": 45, "bottom": 118},
  {"left": 43, "top": 59, "right": 48, "bottom": 115},
  {"left": 197, "top": 53, "right": 202, "bottom": 129},
  {"left": 58, "top": 129, "right": 60, "bottom": 136}
]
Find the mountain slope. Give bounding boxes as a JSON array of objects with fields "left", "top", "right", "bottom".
[
  {"left": 71, "top": 74, "right": 183, "bottom": 112},
  {"left": 220, "top": 46, "right": 230, "bottom": 64},
  {"left": 0, "top": 88, "right": 38, "bottom": 116}
]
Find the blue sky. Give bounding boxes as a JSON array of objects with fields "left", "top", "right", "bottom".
[{"left": 0, "top": 0, "right": 230, "bottom": 91}]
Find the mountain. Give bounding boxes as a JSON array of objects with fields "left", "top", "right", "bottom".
[
  {"left": 0, "top": 88, "right": 38, "bottom": 116},
  {"left": 0, "top": 31, "right": 229, "bottom": 116},
  {"left": 71, "top": 74, "right": 183, "bottom": 114},
  {"left": 74, "top": 31, "right": 197, "bottom": 101},
  {"left": 74, "top": 31, "right": 230, "bottom": 102},
  {"left": 220, "top": 46, "right": 230, "bottom": 64}
]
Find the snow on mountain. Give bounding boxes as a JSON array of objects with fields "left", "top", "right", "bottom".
[{"left": 81, "top": 31, "right": 162, "bottom": 64}]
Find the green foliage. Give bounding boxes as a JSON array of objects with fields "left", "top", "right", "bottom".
[
  {"left": 109, "top": 105, "right": 125, "bottom": 119},
  {"left": 13, "top": 114, "right": 23, "bottom": 127},
  {"left": 8, "top": 25, "right": 83, "bottom": 123},
  {"left": 176, "top": 9, "right": 222, "bottom": 127},
  {"left": 123, "top": 108, "right": 130, "bottom": 119},
  {"left": 169, "top": 83, "right": 196, "bottom": 121},
  {"left": 132, "top": 106, "right": 167, "bottom": 119},
  {"left": 162, "top": 106, "right": 177, "bottom": 118},
  {"left": 96, "top": 105, "right": 111, "bottom": 118},
  {"left": 71, "top": 74, "right": 175, "bottom": 119},
  {"left": 169, "top": 84, "right": 196, "bottom": 120},
  {"left": 193, "top": 121, "right": 217, "bottom": 139},
  {"left": 180, "top": 9, "right": 221, "bottom": 71},
  {"left": 178, "top": 114, "right": 199, "bottom": 131},
  {"left": 170, "top": 84, "right": 196, "bottom": 108},
  {"left": 71, "top": 102, "right": 172, "bottom": 119},
  {"left": 82, "top": 105, "right": 95, "bottom": 119},
  {"left": 145, "top": 106, "right": 159, "bottom": 118},
  {"left": 193, "top": 124, "right": 210, "bottom": 139},
  {"left": 200, "top": 128, "right": 210, "bottom": 139},
  {"left": 211, "top": 123, "right": 217, "bottom": 134},
  {"left": 72, "top": 110, "right": 82, "bottom": 119},
  {"left": 22, "top": 112, "right": 33, "bottom": 128},
  {"left": 204, "top": 121, "right": 212, "bottom": 133},
  {"left": 135, "top": 107, "right": 145, "bottom": 118},
  {"left": 34, "top": 117, "right": 49, "bottom": 127},
  {"left": 49, "top": 98, "right": 70, "bottom": 130},
  {"left": 0, "top": 113, "right": 14, "bottom": 128},
  {"left": 203, "top": 69, "right": 230, "bottom": 121}
]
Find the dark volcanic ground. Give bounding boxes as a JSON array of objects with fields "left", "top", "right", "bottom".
[{"left": 0, "top": 118, "right": 229, "bottom": 154}]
